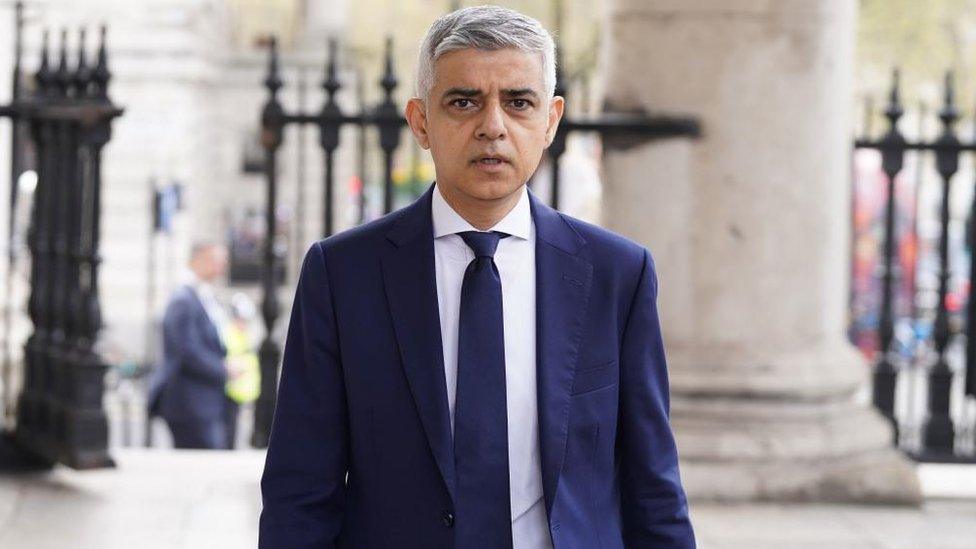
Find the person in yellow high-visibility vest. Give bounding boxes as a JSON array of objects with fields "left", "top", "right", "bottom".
[{"left": 223, "top": 293, "right": 260, "bottom": 449}]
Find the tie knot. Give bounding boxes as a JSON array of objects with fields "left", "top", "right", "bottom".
[{"left": 458, "top": 230, "right": 509, "bottom": 258}]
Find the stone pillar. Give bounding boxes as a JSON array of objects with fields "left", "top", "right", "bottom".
[{"left": 601, "top": 0, "right": 921, "bottom": 503}]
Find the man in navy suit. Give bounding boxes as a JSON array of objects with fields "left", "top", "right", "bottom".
[
  {"left": 149, "top": 241, "right": 234, "bottom": 449},
  {"left": 259, "top": 5, "right": 695, "bottom": 548}
]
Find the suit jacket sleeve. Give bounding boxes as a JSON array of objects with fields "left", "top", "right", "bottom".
[
  {"left": 618, "top": 248, "right": 696, "bottom": 548},
  {"left": 259, "top": 242, "right": 348, "bottom": 549},
  {"left": 163, "top": 295, "right": 227, "bottom": 387}
]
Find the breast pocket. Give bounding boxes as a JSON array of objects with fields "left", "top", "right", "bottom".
[{"left": 571, "top": 360, "right": 618, "bottom": 396}]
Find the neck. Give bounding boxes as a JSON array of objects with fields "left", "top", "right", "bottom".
[
  {"left": 192, "top": 272, "right": 212, "bottom": 285},
  {"left": 438, "top": 183, "right": 523, "bottom": 231}
]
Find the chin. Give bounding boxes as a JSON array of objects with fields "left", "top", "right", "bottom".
[{"left": 461, "top": 179, "right": 521, "bottom": 201}]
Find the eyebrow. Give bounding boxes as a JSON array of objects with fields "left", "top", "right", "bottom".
[
  {"left": 442, "top": 87, "right": 480, "bottom": 99},
  {"left": 441, "top": 87, "right": 540, "bottom": 100},
  {"left": 501, "top": 88, "right": 539, "bottom": 99}
]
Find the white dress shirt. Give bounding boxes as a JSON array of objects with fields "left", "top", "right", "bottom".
[
  {"left": 187, "top": 272, "right": 227, "bottom": 345},
  {"left": 431, "top": 182, "right": 552, "bottom": 549}
]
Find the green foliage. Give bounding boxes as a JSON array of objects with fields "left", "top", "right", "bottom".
[{"left": 857, "top": 0, "right": 976, "bottom": 134}]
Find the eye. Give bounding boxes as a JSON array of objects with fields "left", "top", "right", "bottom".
[
  {"left": 509, "top": 99, "right": 531, "bottom": 110},
  {"left": 450, "top": 98, "right": 476, "bottom": 109}
]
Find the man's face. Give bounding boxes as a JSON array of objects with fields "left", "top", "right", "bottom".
[
  {"left": 192, "top": 245, "right": 228, "bottom": 282},
  {"left": 406, "top": 47, "right": 564, "bottom": 204}
]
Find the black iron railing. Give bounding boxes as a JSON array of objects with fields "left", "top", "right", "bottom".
[
  {"left": 856, "top": 69, "right": 976, "bottom": 463},
  {"left": 0, "top": 13, "right": 122, "bottom": 468}
]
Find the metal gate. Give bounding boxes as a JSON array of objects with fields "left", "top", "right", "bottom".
[
  {"left": 0, "top": 3, "right": 122, "bottom": 469},
  {"left": 855, "top": 69, "right": 976, "bottom": 463}
]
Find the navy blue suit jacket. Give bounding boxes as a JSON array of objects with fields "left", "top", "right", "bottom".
[
  {"left": 259, "top": 184, "right": 695, "bottom": 548},
  {"left": 149, "top": 284, "right": 228, "bottom": 422}
]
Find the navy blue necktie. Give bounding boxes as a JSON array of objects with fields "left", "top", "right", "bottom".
[{"left": 454, "top": 230, "right": 513, "bottom": 549}]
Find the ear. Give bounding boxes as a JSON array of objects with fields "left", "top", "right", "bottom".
[
  {"left": 544, "top": 96, "right": 565, "bottom": 147},
  {"left": 405, "top": 98, "right": 431, "bottom": 150}
]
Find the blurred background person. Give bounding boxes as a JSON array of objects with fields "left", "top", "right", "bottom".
[{"left": 148, "top": 241, "right": 232, "bottom": 449}]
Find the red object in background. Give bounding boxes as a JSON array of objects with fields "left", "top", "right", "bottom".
[
  {"left": 850, "top": 149, "right": 920, "bottom": 359},
  {"left": 349, "top": 175, "right": 362, "bottom": 196},
  {"left": 947, "top": 279, "right": 970, "bottom": 313}
]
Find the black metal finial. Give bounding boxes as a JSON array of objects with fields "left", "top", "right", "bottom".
[
  {"left": 260, "top": 36, "right": 285, "bottom": 152},
  {"left": 320, "top": 36, "right": 342, "bottom": 151},
  {"left": 75, "top": 28, "right": 92, "bottom": 99},
  {"left": 376, "top": 35, "right": 401, "bottom": 215},
  {"left": 264, "top": 36, "right": 282, "bottom": 97},
  {"left": 92, "top": 25, "right": 111, "bottom": 99},
  {"left": 13, "top": 1, "right": 24, "bottom": 97},
  {"left": 56, "top": 28, "right": 71, "bottom": 97},
  {"left": 878, "top": 69, "right": 905, "bottom": 188},
  {"left": 36, "top": 29, "right": 52, "bottom": 96},
  {"left": 932, "top": 70, "right": 960, "bottom": 176},
  {"left": 380, "top": 35, "right": 397, "bottom": 100},
  {"left": 323, "top": 37, "right": 340, "bottom": 101},
  {"left": 884, "top": 68, "right": 904, "bottom": 129},
  {"left": 938, "top": 70, "right": 958, "bottom": 128}
]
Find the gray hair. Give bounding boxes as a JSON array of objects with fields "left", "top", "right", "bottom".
[
  {"left": 189, "top": 239, "right": 222, "bottom": 262},
  {"left": 415, "top": 5, "right": 557, "bottom": 103}
]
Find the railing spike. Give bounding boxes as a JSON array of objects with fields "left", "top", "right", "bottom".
[
  {"left": 93, "top": 25, "right": 111, "bottom": 99},
  {"left": 323, "top": 37, "right": 340, "bottom": 99},
  {"left": 884, "top": 67, "right": 904, "bottom": 128},
  {"left": 939, "top": 70, "right": 958, "bottom": 127},
  {"left": 36, "top": 29, "right": 52, "bottom": 95},
  {"left": 380, "top": 35, "right": 397, "bottom": 98},
  {"left": 56, "top": 28, "right": 71, "bottom": 97},
  {"left": 264, "top": 35, "right": 282, "bottom": 97},
  {"left": 75, "top": 28, "right": 91, "bottom": 98}
]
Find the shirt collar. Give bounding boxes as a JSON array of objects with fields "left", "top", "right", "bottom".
[
  {"left": 431, "top": 182, "right": 532, "bottom": 240},
  {"left": 186, "top": 270, "right": 214, "bottom": 299}
]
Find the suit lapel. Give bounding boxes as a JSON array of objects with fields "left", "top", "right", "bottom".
[
  {"left": 381, "top": 184, "right": 457, "bottom": 504},
  {"left": 379, "top": 184, "right": 592, "bottom": 514},
  {"left": 530, "top": 190, "right": 593, "bottom": 516},
  {"left": 186, "top": 285, "right": 225, "bottom": 354}
]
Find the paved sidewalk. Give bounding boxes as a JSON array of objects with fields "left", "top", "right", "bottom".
[
  {"left": 692, "top": 499, "right": 975, "bottom": 548},
  {"left": 1, "top": 449, "right": 974, "bottom": 548},
  {"left": 0, "top": 449, "right": 264, "bottom": 549}
]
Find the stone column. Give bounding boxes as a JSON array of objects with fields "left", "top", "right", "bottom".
[{"left": 601, "top": 0, "right": 921, "bottom": 503}]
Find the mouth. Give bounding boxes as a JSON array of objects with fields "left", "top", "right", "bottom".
[{"left": 472, "top": 154, "right": 510, "bottom": 166}]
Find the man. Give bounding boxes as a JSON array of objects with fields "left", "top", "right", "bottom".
[
  {"left": 259, "top": 6, "right": 695, "bottom": 548},
  {"left": 149, "top": 241, "right": 236, "bottom": 449}
]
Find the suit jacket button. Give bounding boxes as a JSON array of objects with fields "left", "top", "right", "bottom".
[{"left": 442, "top": 511, "right": 454, "bottom": 527}]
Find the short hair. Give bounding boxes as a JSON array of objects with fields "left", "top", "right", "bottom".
[
  {"left": 189, "top": 239, "right": 221, "bottom": 262},
  {"left": 415, "top": 5, "right": 557, "bottom": 102}
]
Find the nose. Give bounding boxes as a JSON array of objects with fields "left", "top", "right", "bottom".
[{"left": 475, "top": 101, "right": 506, "bottom": 140}]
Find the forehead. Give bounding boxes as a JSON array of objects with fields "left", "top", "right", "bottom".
[
  {"left": 198, "top": 244, "right": 226, "bottom": 258},
  {"left": 431, "top": 47, "right": 544, "bottom": 92}
]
